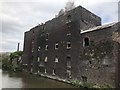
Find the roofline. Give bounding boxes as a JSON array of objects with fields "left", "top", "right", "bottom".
[{"left": 80, "top": 22, "right": 117, "bottom": 34}]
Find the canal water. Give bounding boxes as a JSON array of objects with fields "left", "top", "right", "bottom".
[{"left": 1, "top": 70, "right": 75, "bottom": 88}]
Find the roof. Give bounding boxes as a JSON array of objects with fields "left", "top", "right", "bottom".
[{"left": 80, "top": 22, "right": 117, "bottom": 34}]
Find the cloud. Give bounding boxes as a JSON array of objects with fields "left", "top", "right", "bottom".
[
  {"left": 1, "top": 1, "right": 62, "bottom": 52},
  {"left": 85, "top": 2, "right": 118, "bottom": 24},
  {"left": 0, "top": 0, "right": 119, "bottom": 52}
]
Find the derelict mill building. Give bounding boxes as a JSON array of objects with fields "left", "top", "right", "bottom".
[{"left": 22, "top": 5, "right": 120, "bottom": 88}]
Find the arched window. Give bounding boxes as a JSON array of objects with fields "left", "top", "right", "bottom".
[{"left": 83, "top": 37, "right": 90, "bottom": 46}]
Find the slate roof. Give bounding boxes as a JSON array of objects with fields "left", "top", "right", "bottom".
[{"left": 81, "top": 22, "right": 117, "bottom": 34}]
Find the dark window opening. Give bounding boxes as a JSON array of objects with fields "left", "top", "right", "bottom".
[
  {"left": 56, "top": 44, "right": 58, "bottom": 48},
  {"left": 55, "top": 43, "right": 59, "bottom": 50},
  {"left": 82, "top": 76, "right": 87, "bottom": 82},
  {"left": 46, "top": 33, "right": 49, "bottom": 40},
  {"left": 67, "top": 15, "right": 71, "bottom": 20},
  {"left": 33, "top": 30, "right": 34, "bottom": 33},
  {"left": 41, "top": 23, "right": 45, "bottom": 30},
  {"left": 89, "top": 60, "right": 92, "bottom": 64},
  {"left": 43, "top": 26, "right": 45, "bottom": 30},
  {"left": 67, "top": 15, "right": 71, "bottom": 23},
  {"left": 67, "top": 55, "right": 71, "bottom": 59},
  {"left": 84, "top": 37, "right": 90, "bottom": 46},
  {"left": 68, "top": 43, "right": 71, "bottom": 47}
]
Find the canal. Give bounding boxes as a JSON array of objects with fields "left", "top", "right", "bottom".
[{"left": 1, "top": 70, "right": 75, "bottom": 88}]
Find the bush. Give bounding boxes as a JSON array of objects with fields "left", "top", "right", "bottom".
[
  {"left": 70, "top": 79, "right": 82, "bottom": 87},
  {"left": 10, "top": 51, "right": 23, "bottom": 60},
  {"left": 2, "top": 51, "right": 23, "bottom": 71},
  {"left": 100, "top": 83, "right": 112, "bottom": 89}
]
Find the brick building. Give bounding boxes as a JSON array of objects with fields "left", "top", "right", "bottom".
[{"left": 22, "top": 6, "right": 120, "bottom": 88}]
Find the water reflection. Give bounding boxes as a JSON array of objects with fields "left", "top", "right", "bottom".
[{"left": 2, "top": 70, "right": 75, "bottom": 88}]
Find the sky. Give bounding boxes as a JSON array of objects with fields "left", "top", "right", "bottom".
[{"left": 0, "top": 0, "right": 119, "bottom": 52}]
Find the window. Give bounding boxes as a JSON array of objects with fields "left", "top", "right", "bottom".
[
  {"left": 55, "top": 42, "right": 59, "bottom": 50},
  {"left": 31, "top": 63, "right": 33, "bottom": 66},
  {"left": 33, "top": 30, "right": 34, "bottom": 33},
  {"left": 67, "top": 41, "right": 71, "bottom": 49},
  {"left": 67, "top": 55, "right": 71, "bottom": 68},
  {"left": 67, "top": 33, "right": 71, "bottom": 36},
  {"left": 67, "top": 61, "right": 71, "bottom": 68},
  {"left": 44, "top": 57, "right": 48, "bottom": 62},
  {"left": 67, "top": 15, "right": 71, "bottom": 23},
  {"left": 46, "top": 33, "right": 49, "bottom": 40},
  {"left": 30, "top": 67, "right": 33, "bottom": 72},
  {"left": 67, "top": 55, "right": 71, "bottom": 59},
  {"left": 52, "top": 69, "right": 55, "bottom": 75},
  {"left": 67, "top": 70, "right": 71, "bottom": 78},
  {"left": 32, "top": 30, "right": 34, "bottom": 36},
  {"left": 67, "top": 15, "right": 71, "bottom": 19},
  {"left": 83, "top": 37, "right": 90, "bottom": 46},
  {"left": 102, "top": 56, "right": 110, "bottom": 66},
  {"left": 55, "top": 57, "right": 59, "bottom": 63},
  {"left": 89, "top": 60, "right": 92, "bottom": 64},
  {"left": 45, "top": 68, "right": 47, "bottom": 74},
  {"left": 45, "top": 45, "right": 48, "bottom": 51},
  {"left": 38, "top": 57, "right": 40, "bottom": 62},
  {"left": 38, "top": 46, "right": 40, "bottom": 51},
  {"left": 82, "top": 76, "right": 87, "bottom": 82},
  {"left": 32, "top": 48, "right": 34, "bottom": 52},
  {"left": 41, "top": 23, "right": 45, "bottom": 30},
  {"left": 39, "top": 61, "right": 44, "bottom": 67},
  {"left": 32, "top": 41, "right": 34, "bottom": 44}
]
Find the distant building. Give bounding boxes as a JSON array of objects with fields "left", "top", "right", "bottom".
[{"left": 22, "top": 6, "right": 120, "bottom": 88}]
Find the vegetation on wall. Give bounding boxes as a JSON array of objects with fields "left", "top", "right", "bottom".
[{"left": 70, "top": 79, "right": 111, "bottom": 89}]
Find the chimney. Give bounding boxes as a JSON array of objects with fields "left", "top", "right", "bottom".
[{"left": 17, "top": 43, "right": 20, "bottom": 52}]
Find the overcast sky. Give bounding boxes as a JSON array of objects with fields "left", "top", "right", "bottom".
[{"left": 0, "top": 0, "right": 119, "bottom": 52}]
